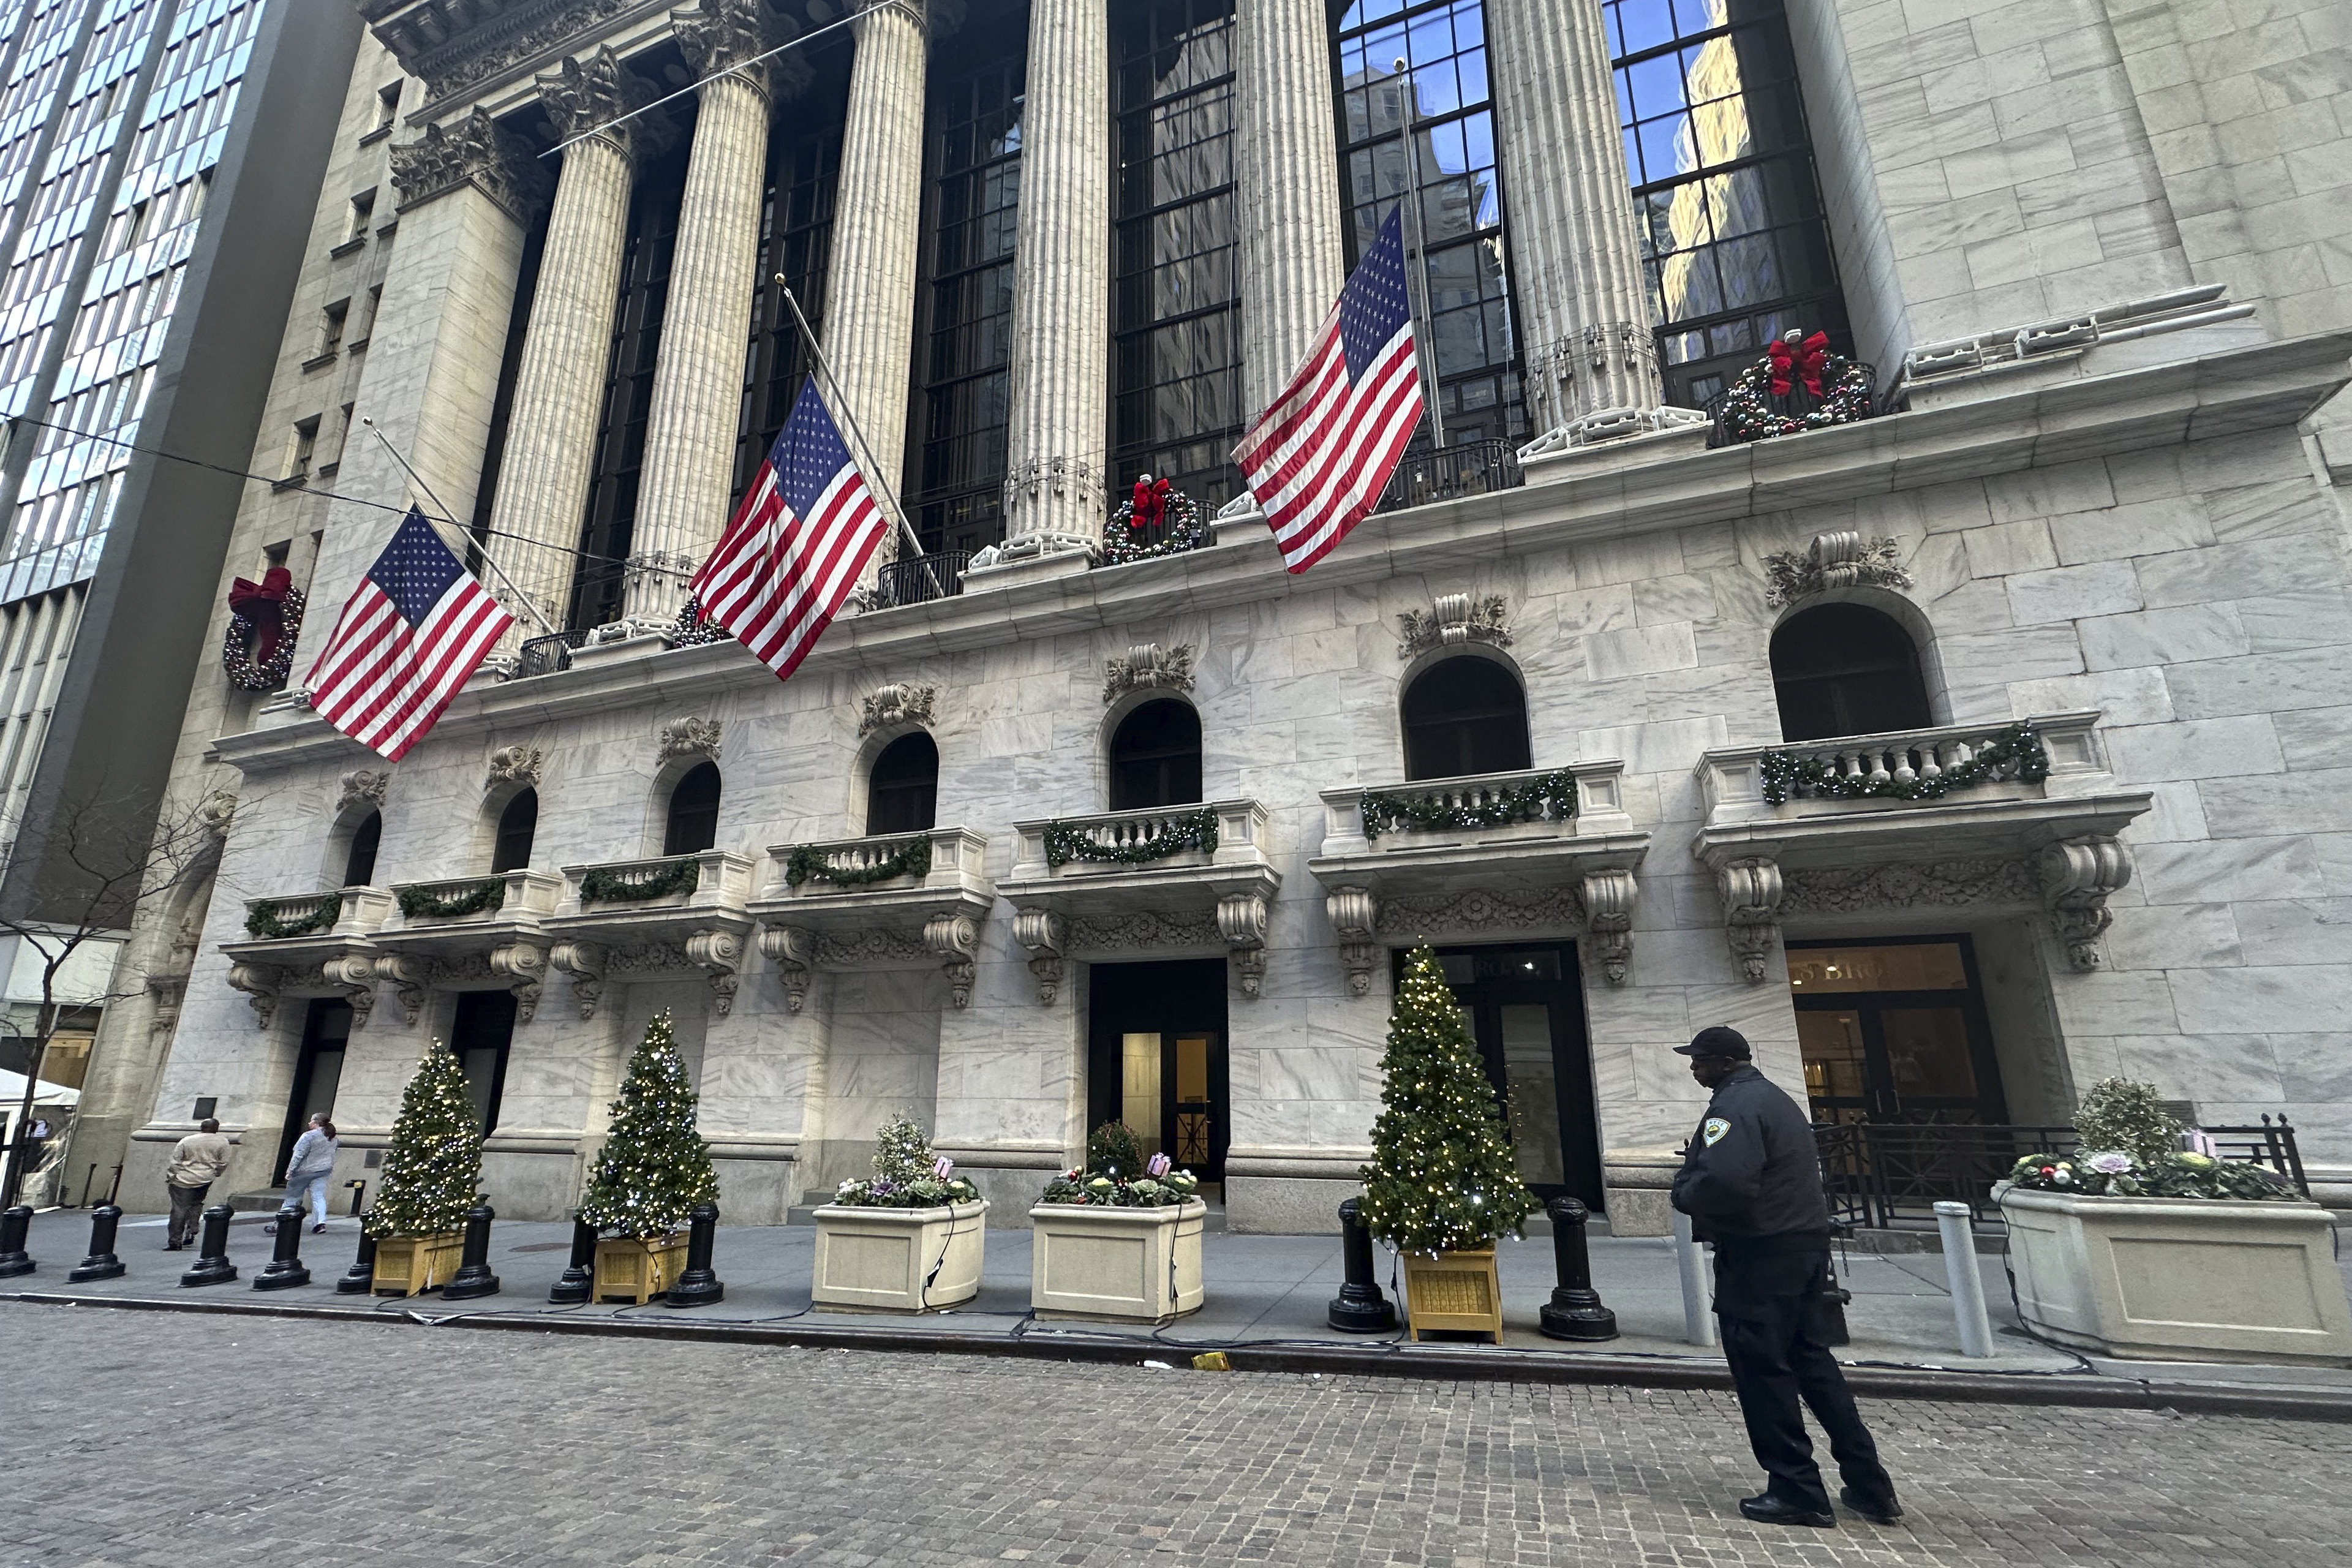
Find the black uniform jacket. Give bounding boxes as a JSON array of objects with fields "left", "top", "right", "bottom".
[{"left": 1669, "top": 1064, "right": 1831, "bottom": 1259}]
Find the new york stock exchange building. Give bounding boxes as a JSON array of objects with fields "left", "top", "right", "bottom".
[{"left": 89, "top": 0, "right": 2352, "bottom": 1232}]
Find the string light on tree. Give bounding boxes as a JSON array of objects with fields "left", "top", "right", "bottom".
[
  {"left": 578, "top": 1011, "right": 720, "bottom": 1240},
  {"left": 364, "top": 1038, "right": 484, "bottom": 1239}
]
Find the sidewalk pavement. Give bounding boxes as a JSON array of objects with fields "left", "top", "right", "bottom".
[{"left": 12, "top": 1205, "right": 2352, "bottom": 1405}]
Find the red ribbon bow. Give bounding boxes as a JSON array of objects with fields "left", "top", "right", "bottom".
[
  {"left": 1131, "top": 475, "right": 1170, "bottom": 529},
  {"left": 1768, "top": 331, "right": 1830, "bottom": 398},
  {"left": 228, "top": 565, "right": 295, "bottom": 663}
]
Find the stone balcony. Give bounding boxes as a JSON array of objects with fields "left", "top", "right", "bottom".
[
  {"left": 541, "top": 850, "right": 758, "bottom": 1017},
  {"left": 1306, "top": 763, "right": 1651, "bottom": 993},
  {"left": 218, "top": 886, "right": 396, "bottom": 1030},
  {"left": 997, "top": 799, "right": 1281, "bottom": 1001},
  {"left": 1689, "top": 711, "right": 2154, "bottom": 979},
  {"left": 747, "top": 827, "right": 997, "bottom": 1011},
  {"left": 369, "top": 869, "right": 566, "bottom": 1024}
]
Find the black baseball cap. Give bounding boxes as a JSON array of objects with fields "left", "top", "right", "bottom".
[{"left": 1675, "top": 1026, "right": 1752, "bottom": 1060}]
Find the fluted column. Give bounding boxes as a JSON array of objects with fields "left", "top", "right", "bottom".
[
  {"left": 1488, "top": 0, "right": 1697, "bottom": 446},
  {"left": 484, "top": 48, "right": 657, "bottom": 630},
  {"left": 997, "top": 0, "right": 1109, "bottom": 556},
  {"left": 627, "top": 2, "right": 809, "bottom": 619},
  {"left": 1235, "top": 0, "right": 1346, "bottom": 417}
]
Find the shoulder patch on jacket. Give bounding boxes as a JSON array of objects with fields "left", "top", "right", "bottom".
[{"left": 1702, "top": 1117, "right": 1731, "bottom": 1146}]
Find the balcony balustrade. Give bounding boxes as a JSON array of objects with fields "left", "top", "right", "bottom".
[
  {"left": 750, "top": 829, "right": 996, "bottom": 1012},
  {"left": 543, "top": 850, "right": 758, "bottom": 1019}
]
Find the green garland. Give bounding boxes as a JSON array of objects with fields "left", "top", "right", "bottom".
[
  {"left": 1360, "top": 769, "right": 1577, "bottom": 843},
  {"left": 244, "top": 892, "right": 342, "bottom": 939},
  {"left": 1759, "top": 722, "right": 2049, "bottom": 805},
  {"left": 398, "top": 876, "right": 508, "bottom": 919},
  {"left": 581, "top": 858, "right": 701, "bottom": 903},
  {"left": 786, "top": 834, "right": 932, "bottom": 889},
  {"left": 1044, "top": 807, "right": 1218, "bottom": 868}
]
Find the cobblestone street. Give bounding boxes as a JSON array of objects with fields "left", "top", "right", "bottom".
[{"left": 7, "top": 1302, "right": 2346, "bottom": 1567}]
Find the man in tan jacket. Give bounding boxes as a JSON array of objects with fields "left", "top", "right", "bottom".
[{"left": 163, "top": 1118, "right": 232, "bottom": 1250}]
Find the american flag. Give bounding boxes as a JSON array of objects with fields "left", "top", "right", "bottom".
[
  {"left": 690, "top": 378, "right": 888, "bottom": 683},
  {"left": 1233, "top": 208, "right": 1425, "bottom": 573},
  {"left": 305, "top": 507, "right": 513, "bottom": 761}
]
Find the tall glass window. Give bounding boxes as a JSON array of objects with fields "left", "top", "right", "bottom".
[
  {"left": 1111, "top": 0, "right": 1240, "bottom": 509},
  {"left": 909, "top": 32, "right": 1023, "bottom": 555},
  {"left": 1332, "top": 0, "right": 1521, "bottom": 447},
  {"left": 1606, "top": 0, "right": 1847, "bottom": 407}
]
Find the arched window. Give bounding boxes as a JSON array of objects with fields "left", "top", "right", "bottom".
[
  {"left": 663, "top": 762, "right": 722, "bottom": 856},
  {"left": 341, "top": 811, "right": 381, "bottom": 888},
  {"left": 867, "top": 733, "right": 938, "bottom": 835},
  {"left": 1771, "top": 603, "right": 1932, "bottom": 742},
  {"left": 1109, "top": 699, "right": 1203, "bottom": 810},
  {"left": 491, "top": 788, "right": 538, "bottom": 874},
  {"left": 1402, "top": 658, "right": 1531, "bottom": 781}
]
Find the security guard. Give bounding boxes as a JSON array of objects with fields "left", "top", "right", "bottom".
[{"left": 1671, "top": 1026, "right": 1902, "bottom": 1529}]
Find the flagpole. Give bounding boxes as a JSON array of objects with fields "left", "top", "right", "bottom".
[
  {"left": 359, "top": 418, "right": 560, "bottom": 637},
  {"left": 773, "top": 274, "right": 934, "bottom": 575},
  {"left": 1392, "top": 57, "right": 1445, "bottom": 450}
]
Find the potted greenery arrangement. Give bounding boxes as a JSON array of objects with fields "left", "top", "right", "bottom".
[
  {"left": 577, "top": 1012, "right": 720, "bottom": 1303},
  {"left": 810, "top": 1115, "right": 987, "bottom": 1313},
  {"left": 365, "top": 1038, "right": 482, "bottom": 1296},
  {"left": 1359, "top": 947, "right": 1536, "bottom": 1342},
  {"left": 1028, "top": 1121, "right": 1206, "bottom": 1322},
  {"left": 1998, "top": 1077, "right": 2352, "bottom": 1365}
]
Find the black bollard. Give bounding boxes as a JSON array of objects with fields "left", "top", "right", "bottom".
[
  {"left": 664, "top": 1201, "right": 723, "bottom": 1308},
  {"left": 1538, "top": 1195, "right": 1618, "bottom": 1341},
  {"left": 179, "top": 1204, "right": 238, "bottom": 1287},
  {"left": 67, "top": 1204, "right": 127, "bottom": 1281},
  {"left": 0, "top": 1204, "right": 32, "bottom": 1278},
  {"left": 549, "top": 1215, "right": 597, "bottom": 1304},
  {"left": 442, "top": 1201, "right": 502, "bottom": 1301},
  {"left": 1327, "top": 1197, "right": 1397, "bottom": 1332},
  {"left": 335, "top": 1229, "right": 379, "bottom": 1295},
  {"left": 254, "top": 1204, "right": 312, "bottom": 1291}
]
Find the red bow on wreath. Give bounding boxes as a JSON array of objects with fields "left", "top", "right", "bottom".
[
  {"left": 1130, "top": 475, "right": 1170, "bottom": 530},
  {"left": 227, "top": 565, "right": 295, "bottom": 663},
  {"left": 1768, "top": 331, "right": 1830, "bottom": 398}
]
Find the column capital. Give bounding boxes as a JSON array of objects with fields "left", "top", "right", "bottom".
[
  {"left": 389, "top": 106, "right": 553, "bottom": 224},
  {"left": 537, "top": 45, "right": 673, "bottom": 164},
  {"left": 858, "top": 0, "right": 965, "bottom": 39},
  {"left": 673, "top": 0, "right": 812, "bottom": 101}
]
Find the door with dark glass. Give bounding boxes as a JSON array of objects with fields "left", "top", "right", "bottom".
[
  {"left": 1789, "top": 937, "right": 2007, "bottom": 1125},
  {"left": 274, "top": 999, "right": 352, "bottom": 1184},
  {"left": 1086, "top": 959, "right": 1229, "bottom": 1184}
]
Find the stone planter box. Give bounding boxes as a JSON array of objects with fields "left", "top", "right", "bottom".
[
  {"left": 1029, "top": 1199, "right": 1206, "bottom": 1323},
  {"left": 1999, "top": 1185, "right": 2352, "bottom": 1366},
  {"left": 371, "top": 1232, "right": 462, "bottom": 1297},
  {"left": 812, "top": 1199, "right": 988, "bottom": 1313},
  {"left": 1401, "top": 1247, "right": 1502, "bottom": 1343},
  {"left": 594, "top": 1232, "right": 688, "bottom": 1303}
]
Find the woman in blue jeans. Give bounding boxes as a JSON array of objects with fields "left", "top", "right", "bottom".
[{"left": 277, "top": 1113, "right": 339, "bottom": 1234}]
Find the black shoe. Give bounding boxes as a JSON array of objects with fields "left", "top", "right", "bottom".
[
  {"left": 1740, "top": 1494, "right": 1835, "bottom": 1529},
  {"left": 312, "top": 1224, "right": 326, "bottom": 1235},
  {"left": 164, "top": 1242, "right": 184, "bottom": 1252},
  {"left": 1840, "top": 1486, "right": 1904, "bottom": 1525}
]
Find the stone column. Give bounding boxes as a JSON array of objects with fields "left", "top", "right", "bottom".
[
  {"left": 484, "top": 47, "right": 658, "bottom": 631},
  {"left": 997, "top": 0, "right": 1109, "bottom": 559},
  {"left": 1235, "top": 0, "right": 1346, "bottom": 418},
  {"left": 1487, "top": 0, "right": 1701, "bottom": 449},
  {"left": 626, "top": 2, "right": 809, "bottom": 620}
]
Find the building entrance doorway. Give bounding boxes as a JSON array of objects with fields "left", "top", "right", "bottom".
[
  {"left": 1789, "top": 937, "right": 2008, "bottom": 1125},
  {"left": 274, "top": 998, "right": 351, "bottom": 1184},
  {"left": 1411, "top": 944, "right": 1604, "bottom": 1209},
  {"left": 1086, "top": 959, "right": 1227, "bottom": 1184}
]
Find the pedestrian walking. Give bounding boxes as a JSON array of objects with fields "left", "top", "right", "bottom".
[
  {"left": 1670, "top": 1026, "right": 1902, "bottom": 1530},
  {"left": 162, "top": 1117, "right": 232, "bottom": 1251},
  {"left": 276, "top": 1113, "right": 339, "bottom": 1235}
]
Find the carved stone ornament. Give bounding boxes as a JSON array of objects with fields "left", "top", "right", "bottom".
[
  {"left": 1396, "top": 593, "right": 1510, "bottom": 660},
  {"left": 817, "top": 928, "right": 930, "bottom": 965},
  {"left": 674, "top": 0, "right": 810, "bottom": 99},
  {"left": 491, "top": 941, "right": 551, "bottom": 1022},
  {"left": 537, "top": 46, "right": 670, "bottom": 164},
  {"left": 146, "top": 975, "right": 187, "bottom": 1036},
  {"left": 1580, "top": 870, "right": 1638, "bottom": 986},
  {"left": 860, "top": 683, "right": 937, "bottom": 738},
  {"left": 1779, "top": 859, "right": 2040, "bottom": 916},
  {"left": 1374, "top": 887, "right": 1585, "bottom": 937},
  {"left": 374, "top": 953, "right": 432, "bottom": 1027},
  {"left": 2037, "top": 835, "right": 2134, "bottom": 973},
  {"left": 685, "top": 927, "right": 745, "bottom": 1016},
  {"left": 1218, "top": 894, "right": 1270, "bottom": 1000},
  {"left": 1716, "top": 858, "right": 1785, "bottom": 985},
  {"left": 195, "top": 790, "right": 238, "bottom": 840},
  {"left": 226, "top": 962, "right": 283, "bottom": 1030},
  {"left": 486, "top": 745, "right": 544, "bottom": 790},
  {"left": 1012, "top": 908, "right": 1067, "bottom": 1004},
  {"left": 925, "top": 913, "right": 981, "bottom": 1009},
  {"left": 388, "top": 105, "right": 552, "bottom": 223},
  {"left": 549, "top": 941, "right": 605, "bottom": 1019},
  {"left": 1069, "top": 910, "right": 1223, "bottom": 951},
  {"left": 322, "top": 953, "right": 379, "bottom": 1029},
  {"left": 660, "top": 715, "right": 723, "bottom": 763},
  {"left": 759, "top": 925, "right": 813, "bottom": 1012},
  {"left": 374, "top": 1, "right": 639, "bottom": 104},
  {"left": 1103, "top": 643, "right": 1194, "bottom": 704},
  {"left": 339, "top": 769, "right": 391, "bottom": 816},
  {"left": 1762, "top": 531, "right": 1913, "bottom": 609},
  {"left": 1325, "top": 887, "right": 1379, "bottom": 998}
]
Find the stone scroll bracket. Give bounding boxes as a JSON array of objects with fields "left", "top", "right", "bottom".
[
  {"left": 1012, "top": 908, "right": 1066, "bottom": 1005},
  {"left": 924, "top": 914, "right": 981, "bottom": 1009},
  {"left": 1325, "top": 887, "right": 1379, "bottom": 998},
  {"left": 684, "top": 928, "right": 745, "bottom": 1016},
  {"left": 374, "top": 954, "right": 431, "bottom": 1026},
  {"left": 757, "top": 925, "right": 814, "bottom": 1013},
  {"left": 321, "top": 954, "right": 379, "bottom": 1028},
  {"left": 1580, "top": 869, "right": 1638, "bottom": 986},
  {"left": 549, "top": 941, "right": 606, "bottom": 1019},
  {"left": 1218, "top": 893, "right": 1270, "bottom": 1001},
  {"left": 1715, "top": 856, "right": 1786, "bottom": 985},
  {"left": 225, "top": 962, "right": 283, "bottom": 1030},
  {"left": 489, "top": 941, "right": 549, "bottom": 1022},
  {"left": 2038, "top": 835, "right": 2133, "bottom": 973}
]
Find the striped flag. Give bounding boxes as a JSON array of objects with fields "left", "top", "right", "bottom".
[
  {"left": 304, "top": 507, "right": 513, "bottom": 761},
  {"left": 691, "top": 377, "right": 889, "bottom": 683},
  {"left": 1233, "top": 207, "right": 1425, "bottom": 573}
]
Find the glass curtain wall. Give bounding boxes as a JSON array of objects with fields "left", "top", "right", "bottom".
[
  {"left": 1605, "top": 0, "right": 1847, "bottom": 407},
  {"left": 1332, "top": 0, "right": 1521, "bottom": 447},
  {"left": 1110, "top": 0, "right": 1241, "bottom": 511}
]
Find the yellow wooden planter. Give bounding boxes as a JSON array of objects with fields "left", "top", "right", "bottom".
[
  {"left": 371, "top": 1232, "right": 464, "bottom": 1297},
  {"left": 1401, "top": 1247, "right": 1503, "bottom": 1343},
  {"left": 594, "top": 1233, "right": 688, "bottom": 1303}
]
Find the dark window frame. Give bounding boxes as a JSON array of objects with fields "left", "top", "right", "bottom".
[
  {"left": 1401, "top": 654, "right": 1532, "bottom": 781},
  {"left": 1769, "top": 601, "right": 1932, "bottom": 742},
  {"left": 867, "top": 731, "right": 940, "bottom": 835},
  {"left": 341, "top": 810, "right": 382, "bottom": 888},
  {"left": 1109, "top": 698, "right": 1205, "bottom": 810},
  {"left": 663, "top": 761, "right": 723, "bottom": 857},
  {"left": 491, "top": 788, "right": 538, "bottom": 875}
]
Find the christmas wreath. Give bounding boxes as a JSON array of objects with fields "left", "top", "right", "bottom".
[
  {"left": 785, "top": 834, "right": 932, "bottom": 889},
  {"left": 671, "top": 594, "right": 731, "bottom": 649},
  {"left": 1716, "top": 330, "right": 1874, "bottom": 444},
  {"left": 581, "top": 858, "right": 701, "bottom": 903},
  {"left": 1102, "top": 473, "right": 1209, "bottom": 566},
  {"left": 1758, "top": 723, "right": 2049, "bottom": 805},
  {"left": 1043, "top": 807, "right": 1218, "bottom": 868},
  {"left": 221, "top": 567, "right": 306, "bottom": 692}
]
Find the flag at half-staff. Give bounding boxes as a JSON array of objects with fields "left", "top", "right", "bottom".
[
  {"left": 1232, "top": 206, "right": 1425, "bottom": 574},
  {"left": 691, "top": 377, "right": 889, "bottom": 684},
  {"left": 305, "top": 507, "right": 514, "bottom": 761}
]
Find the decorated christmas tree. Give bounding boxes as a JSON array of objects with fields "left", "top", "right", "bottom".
[
  {"left": 578, "top": 1011, "right": 720, "bottom": 1240},
  {"left": 363, "top": 1039, "right": 483, "bottom": 1238},
  {"left": 1357, "top": 947, "right": 1536, "bottom": 1254}
]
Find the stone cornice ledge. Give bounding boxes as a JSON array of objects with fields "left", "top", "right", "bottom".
[{"left": 211, "top": 333, "right": 2352, "bottom": 774}]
